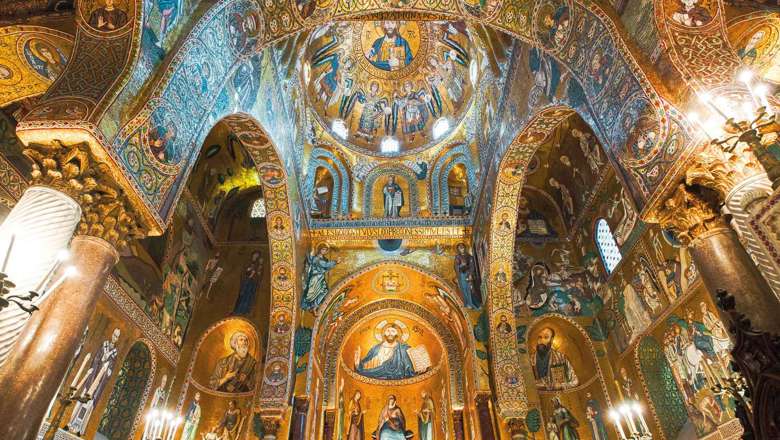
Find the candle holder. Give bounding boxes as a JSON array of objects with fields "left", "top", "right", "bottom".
[
  {"left": 0, "top": 235, "right": 75, "bottom": 315},
  {"left": 693, "top": 71, "right": 780, "bottom": 189},
  {"left": 609, "top": 400, "right": 653, "bottom": 440},
  {"left": 0, "top": 271, "right": 39, "bottom": 314},
  {"left": 142, "top": 409, "right": 182, "bottom": 440},
  {"left": 43, "top": 387, "right": 92, "bottom": 440}
]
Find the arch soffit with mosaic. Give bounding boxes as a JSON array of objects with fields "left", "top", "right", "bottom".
[
  {"left": 654, "top": 0, "right": 741, "bottom": 91},
  {"left": 310, "top": 259, "right": 473, "bottom": 337},
  {"left": 15, "top": 0, "right": 685, "bottom": 220},
  {"left": 319, "top": 298, "right": 467, "bottom": 409},
  {"left": 212, "top": 113, "right": 300, "bottom": 411},
  {"left": 486, "top": 106, "right": 576, "bottom": 417},
  {"left": 0, "top": 25, "right": 75, "bottom": 108},
  {"left": 307, "top": 260, "right": 476, "bottom": 398}
]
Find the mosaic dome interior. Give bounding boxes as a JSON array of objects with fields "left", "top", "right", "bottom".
[{"left": 301, "top": 20, "right": 479, "bottom": 157}]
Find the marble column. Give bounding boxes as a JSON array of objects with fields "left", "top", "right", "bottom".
[
  {"left": 0, "top": 140, "right": 146, "bottom": 439},
  {"left": 653, "top": 183, "right": 780, "bottom": 335},
  {"left": 322, "top": 409, "right": 335, "bottom": 440},
  {"left": 475, "top": 394, "right": 497, "bottom": 440},
  {"left": 0, "top": 235, "right": 118, "bottom": 439},
  {"left": 452, "top": 409, "right": 465, "bottom": 440},
  {"left": 0, "top": 186, "right": 81, "bottom": 366},
  {"left": 289, "top": 396, "right": 309, "bottom": 440}
]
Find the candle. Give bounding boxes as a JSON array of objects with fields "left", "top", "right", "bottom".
[
  {"left": 86, "top": 362, "right": 108, "bottom": 397},
  {"left": 76, "top": 367, "right": 92, "bottom": 394},
  {"left": 142, "top": 413, "right": 153, "bottom": 440},
  {"left": 610, "top": 410, "right": 627, "bottom": 440},
  {"left": 44, "top": 266, "right": 76, "bottom": 295},
  {"left": 35, "top": 259, "right": 60, "bottom": 292},
  {"left": 2, "top": 234, "right": 14, "bottom": 273},
  {"left": 620, "top": 405, "right": 638, "bottom": 435},
  {"left": 633, "top": 404, "right": 651, "bottom": 434},
  {"left": 70, "top": 353, "right": 91, "bottom": 388}
]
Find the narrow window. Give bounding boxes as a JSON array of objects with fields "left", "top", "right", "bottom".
[{"left": 596, "top": 218, "right": 622, "bottom": 273}]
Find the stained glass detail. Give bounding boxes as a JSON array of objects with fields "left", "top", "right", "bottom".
[
  {"left": 596, "top": 218, "right": 622, "bottom": 273},
  {"left": 97, "top": 341, "right": 152, "bottom": 440},
  {"left": 638, "top": 336, "right": 688, "bottom": 440}
]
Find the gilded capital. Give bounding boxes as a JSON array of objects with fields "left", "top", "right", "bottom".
[
  {"left": 23, "top": 140, "right": 148, "bottom": 248},
  {"left": 506, "top": 417, "right": 528, "bottom": 440},
  {"left": 684, "top": 142, "right": 762, "bottom": 202},
  {"left": 260, "top": 416, "right": 281, "bottom": 437},
  {"left": 652, "top": 183, "right": 728, "bottom": 246}
]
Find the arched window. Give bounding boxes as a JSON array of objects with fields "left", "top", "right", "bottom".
[
  {"left": 250, "top": 197, "right": 266, "bottom": 219},
  {"left": 595, "top": 218, "right": 622, "bottom": 273},
  {"left": 97, "top": 341, "right": 152, "bottom": 439}
]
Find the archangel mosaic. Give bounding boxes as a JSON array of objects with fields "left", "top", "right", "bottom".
[{"left": 3, "top": 0, "right": 780, "bottom": 439}]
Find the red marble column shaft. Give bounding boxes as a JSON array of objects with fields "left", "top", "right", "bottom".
[{"left": 0, "top": 235, "right": 117, "bottom": 440}]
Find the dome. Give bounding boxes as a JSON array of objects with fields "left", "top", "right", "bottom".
[{"left": 301, "top": 20, "right": 479, "bottom": 157}]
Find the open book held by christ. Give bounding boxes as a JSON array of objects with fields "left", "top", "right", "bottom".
[{"left": 407, "top": 345, "right": 432, "bottom": 374}]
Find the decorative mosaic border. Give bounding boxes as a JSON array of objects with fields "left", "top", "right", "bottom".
[{"left": 103, "top": 276, "right": 180, "bottom": 365}]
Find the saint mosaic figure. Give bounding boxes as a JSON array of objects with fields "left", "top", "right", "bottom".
[
  {"left": 531, "top": 327, "right": 579, "bottom": 391},
  {"left": 551, "top": 397, "right": 580, "bottom": 440},
  {"left": 417, "top": 391, "right": 435, "bottom": 440},
  {"left": 367, "top": 21, "right": 413, "bottom": 71},
  {"left": 347, "top": 390, "right": 365, "bottom": 440},
  {"left": 353, "top": 82, "right": 390, "bottom": 141},
  {"left": 88, "top": 0, "right": 128, "bottom": 31},
  {"left": 181, "top": 391, "right": 201, "bottom": 440},
  {"left": 232, "top": 251, "right": 263, "bottom": 315},
  {"left": 66, "top": 328, "right": 121, "bottom": 436},
  {"left": 454, "top": 243, "right": 480, "bottom": 308},
  {"left": 301, "top": 245, "right": 339, "bottom": 311},
  {"left": 383, "top": 176, "right": 405, "bottom": 217},
  {"left": 375, "top": 395, "right": 411, "bottom": 440},
  {"left": 209, "top": 330, "right": 257, "bottom": 393},
  {"left": 585, "top": 393, "right": 608, "bottom": 440},
  {"left": 214, "top": 400, "right": 243, "bottom": 440},
  {"left": 149, "top": 374, "right": 168, "bottom": 408},
  {"left": 355, "top": 321, "right": 424, "bottom": 380}
]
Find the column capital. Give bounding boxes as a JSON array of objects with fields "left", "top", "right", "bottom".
[
  {"left": 22, "top": 140, "right": 152, "bottom": 247},
  {"left": 685, "top": 142, "right": 763, "bottom": 202},
  {"left": 506, "top": 417, "right": 528, "bottom": 440},
  {"left": 260, "top": 415, "right": 282, "bottom": 438},
  {"left": 650, "top": 183, "right": 728, "bottom": 246}
]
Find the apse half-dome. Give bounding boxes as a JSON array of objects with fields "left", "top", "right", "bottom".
[{"left": 302, "top": 20, "right": 478, "bottom": 156}]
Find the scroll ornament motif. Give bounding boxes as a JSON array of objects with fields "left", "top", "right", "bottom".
[{"left": 22, "top": 140, "right": 147, "bottom": 247}]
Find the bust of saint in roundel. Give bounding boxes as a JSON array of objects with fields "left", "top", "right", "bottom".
[{"left": 353, "top": 320, "right": 430, "bottom": 380}]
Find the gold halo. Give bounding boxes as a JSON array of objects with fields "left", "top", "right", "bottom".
[
  {"left": 28, "top": 39, "right": 59, "bottom": 63},
  {"left": 223, "top": 328, "right": 254, "bottom": 355},
  {"left": 373, "top": 319, "right": 409, "bottom": 342}
]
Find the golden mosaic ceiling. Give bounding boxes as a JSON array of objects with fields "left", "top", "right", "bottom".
[{"left": 301, "top": 20, "right": 479, "bottom": 157}]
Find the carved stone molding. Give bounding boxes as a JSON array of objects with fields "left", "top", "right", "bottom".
[
  {"left": 685, "top": 143, "right": 763, "bottom": 202},
  {"left": 651, "top": 183, "right": 729, "bottom": 245},
  {"left": 22, "top": 140, "right": 149, "bottom": 247}
]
